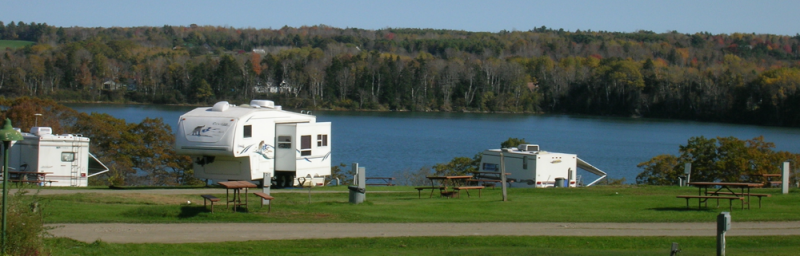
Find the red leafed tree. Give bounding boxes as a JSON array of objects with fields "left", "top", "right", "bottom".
[{"left": 250, "top": 53, "right": 262, "bottom": 76}]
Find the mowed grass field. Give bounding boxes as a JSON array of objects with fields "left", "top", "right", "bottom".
[
  {"left": 45, "top": 236, "right": 800, "bottom": 256},
  {"left": 35, "top": 185, "right": 800, "bottom": 223},
  {"left": 0, "top": 39, "right": 35, "bottom": 49},
  {"left": 23, "top": 185, "right": 800, "bottom": 255}
]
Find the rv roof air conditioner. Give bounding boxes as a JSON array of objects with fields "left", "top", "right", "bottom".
[
  {"left": 250, "top": 100, "right": 275, "bottom": 109},
  {"left": 30, "top": 127, "right": 53, "bottom": 136},
  {"left": 518, "top": 144, "right": 539, "bottom": 152},
  {"left": 211, "top": 101, "right": 230, "bottom": 112}
]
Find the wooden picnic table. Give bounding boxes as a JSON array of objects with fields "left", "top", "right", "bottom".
[
  {"left": 7, "top": 171, "right": 50, "bottom": 179},
  {"left": 426, "top": 175, "right": 472, "bottom": 198},
  {"left": 687, "top": 182, "right": 763, "bottom": 210},
  {"left": 4, "top": 171, "right": 52, "bottom": 186},
  {"left": 467, "top": 171, "right": 510, "bottom": 187},
  {"left": 218, "top": 181, "right": 257, "bottom": 212},
  {"left": 762, "top": 173, "right": 782, "bottom": 187}
]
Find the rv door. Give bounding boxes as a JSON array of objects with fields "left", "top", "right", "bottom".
[{"left": 274, "top": 124, "right": 297, "bottom": 171}]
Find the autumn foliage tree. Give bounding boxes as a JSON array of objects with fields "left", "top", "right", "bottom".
[
  {"left": 3, "top": 22, "right": 800, "bottom": 126},
  {"left": 636, "top": 136, "right": 799, "bottom": 185}
]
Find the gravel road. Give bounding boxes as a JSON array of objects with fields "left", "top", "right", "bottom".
[{"left": 48, "top": 222, "right": 800, "bottom": 244}]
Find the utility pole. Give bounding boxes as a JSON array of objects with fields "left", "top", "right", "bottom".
[{"left": 1, "top": 119, "right": 23, "bottom": 252}]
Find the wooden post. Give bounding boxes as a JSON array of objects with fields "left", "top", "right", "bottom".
[{"left": 782, "top": 162, "right": 790, "bottom": 194}]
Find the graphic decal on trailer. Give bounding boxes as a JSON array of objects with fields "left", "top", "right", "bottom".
[
  {"left": 181, "top": 117, "right": 232, "bottom": 142},
  {"left": 241, "top": 140, "right": 275, "bottom": 159}
]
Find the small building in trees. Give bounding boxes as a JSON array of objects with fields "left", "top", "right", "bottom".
[{"left": 102, "top": 80, "right": 125, "bottom": 91}]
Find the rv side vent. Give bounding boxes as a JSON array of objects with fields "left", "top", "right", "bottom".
[
  {"left": 212, "top": 101, "right": 230, "bottom": 112},
  {"left": 518, "top": 144, "right": 539, "bottom": 152},
  {"left": 30, "top": 127, "right": 53, "bottom": 136},
  {"left": 250, "top": 100, "right": 275, "bottom": 108}
]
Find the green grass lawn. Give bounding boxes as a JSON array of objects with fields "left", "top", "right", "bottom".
[
  {"left": 45, "top": 236, "right": 800, "bottom": 256},
  {"left": 25, "top": 185, "right": 800, "bottom": 255},
  {"left": 34, "top": 185, "right": 800, "bottom": 223},
  {"left": 0, "top": 39, "right": 35, "bottom": 49}
]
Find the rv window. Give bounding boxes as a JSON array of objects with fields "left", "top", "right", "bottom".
[
  {"left": 300, "top": 135, "right": 312, "bottom": 156},
  {"left": 482, "top": 163, "right": 498, "bottom": 171},
  {"left": 278, "top": 136, "right": 291, "bottom": 148},
  {"left": 243, "top": 125, "right": 252, "bottom": 138},
  {"left": 61, "top": 152, "right": 76, "bottom": 162},
  {"left": 317, "top": 134, "right": 328, "bottom": 147}
]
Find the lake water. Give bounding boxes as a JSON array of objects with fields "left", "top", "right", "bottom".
[{"left": 65, "top": 103, "right": 800, "bottom": 183}]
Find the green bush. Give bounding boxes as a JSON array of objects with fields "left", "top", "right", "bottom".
[{"left": 2, "top": 188, "right": 51, "bottom": 255}]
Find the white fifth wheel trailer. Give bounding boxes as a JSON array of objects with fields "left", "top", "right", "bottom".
[
  {"left": 479, "top": 144, "right": 607, "bottom": 188},
  {"left": 174, "top": 100, "right": 331, "bottom": 187},
  {"left": 2, "top": 127, "right": 109, "bottom": 187}
]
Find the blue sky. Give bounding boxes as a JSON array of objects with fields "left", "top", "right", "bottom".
[{"left": 3, "top": 0, "right": 799, "bottom": 35}]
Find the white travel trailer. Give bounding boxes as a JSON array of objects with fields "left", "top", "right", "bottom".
[
  {"left": 2, "top": 127, "right": 109, "bottom": 187},
  {"left": 175, "top": 100, "right": 331, "bottom": 187},
  {"left": 478, "top": 144, "right": 607, "bottom": 188}
]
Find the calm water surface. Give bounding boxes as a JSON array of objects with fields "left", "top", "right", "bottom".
[{"left": 66, "top": 103, "right": 800, "bottom": 183}]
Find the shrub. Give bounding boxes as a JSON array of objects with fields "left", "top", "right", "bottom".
[{"left": 2, "top": 188, "right": 51, "bottom": 255}]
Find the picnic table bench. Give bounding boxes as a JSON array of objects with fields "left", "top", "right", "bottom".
[
  {"left": 762, "top": 174, "right": 782, "bottom": 187},
  {"left": 468, "top": 171, "right": 510, "bottom": 188},
  {"left": 467, "top": 179, "right": 501, "bottom": 188},
  {"left": 453, "top": 186, "right": 485, "bottom": 198},
  {"left": 201, "top": 194, "right": 220, "bottom": 213},
  {"left": 426, "top": 176, "right": 472, "bottom": 198},
  {"left": 686, "top": 182, "right": 763, "bottom": 210},
  {"left": 5, "top": 180, "right": 41, "bottom": 187},
  {"left": 676, "top": 195, "right": 743, "bottom": 211},
  {"left": 706, "top": 191, "right": 772, "bottom": 208},
  {"left": 253, "top": 192, "right": 275, "bottom": 213},
  {"left": 365, "top": 177, "right": 395, "bottom": 186}
]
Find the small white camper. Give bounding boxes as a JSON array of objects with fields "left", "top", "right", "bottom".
[
  {"left": 174, "top": 100, "right": 331, "bottom": 187},
  {"left": 1, "top": 127, "right": 109, "bottom": 187},
  {"left": 479, "top": 144, "right": 607, "bottom": 188}
]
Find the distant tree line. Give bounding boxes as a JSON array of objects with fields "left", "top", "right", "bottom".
[{"left": 3, "top": 22, "right": 800, "bottom": 126}]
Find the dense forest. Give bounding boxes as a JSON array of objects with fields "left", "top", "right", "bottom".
[{"left": 2, "top": 21, "right": 800, "bottom": 126}]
